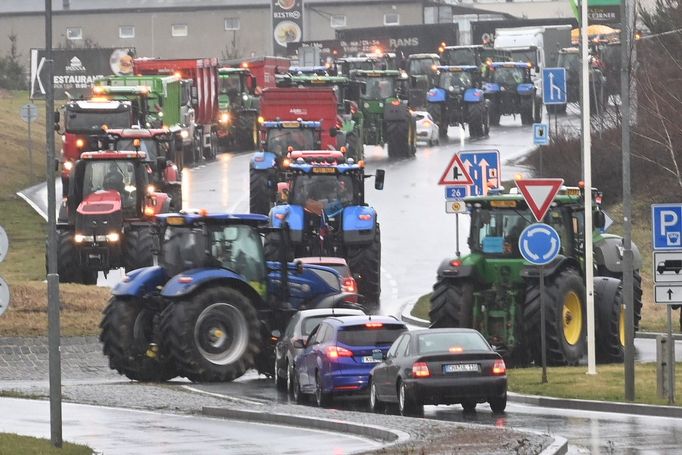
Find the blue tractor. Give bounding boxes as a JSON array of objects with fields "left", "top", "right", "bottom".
[
  {"left": 250, "top": 119, "right": 326, "bottom": 215},
  {"left": 99, "top": 211, "right": 361, "bottom": 383},
  {"left": 265, "top": 150, "right": 385, "bottom": 310},
  {"left": 426, "top": 65, "right": 490, "bottom": 139},
  {"left": 483, "top": 62, "right": 543, "bottom": 126}
]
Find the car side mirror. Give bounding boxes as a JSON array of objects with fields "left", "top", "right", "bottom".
[
  {"left": 293, "top": 339, "right": 306, "bottom": 349},
  {"left": 374, "top": 169, "right": 385, "bottom": 190},
  {"left": 594, "top": 210, "right": 606, "bottom": 229}
]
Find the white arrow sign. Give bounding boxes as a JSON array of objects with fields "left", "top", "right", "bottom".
[
  {"left": 0, "top": 276, "right": 9, "bottom": 317},
  {"left": 655, "top": 284, "right": 682, "bottom": 304}
]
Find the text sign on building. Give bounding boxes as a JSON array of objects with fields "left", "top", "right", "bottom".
[{"left": 272, "top": 0, "right": 304, "bottom": 56}]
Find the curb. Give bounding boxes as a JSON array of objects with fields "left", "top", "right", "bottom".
[
  {"left": 539, "top": 434, "right": 568, "bottom": 455},
  {"left": 509, "top": 392, "right": 682, "bottom": 419},
  {"left": 399, "top": 295, "right": 429, "bottom": 328},
  {"left": 637, "top": 332, "right": 682, "bottom": 341},
  {"left": 202, "top": 407, "right": 410, "bottom": 446}
]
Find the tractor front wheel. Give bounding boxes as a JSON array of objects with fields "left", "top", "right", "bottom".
[
  {"left": 429, "top": 279, "right": 474, "bottom": 328},
  {"left": 160, "top": 287, "right": 261, "bottom": 382},
  {"left": 467, "top": 102, "right": 484, "bottom": 138},
  {"left": 347, "top": 227, "right": 381, "bottom": 313},
  {"left": 100, "top": 297, "right": 177, "bottom": 381},
  {"left": 237, "top": 113, "right": 258, "bottom": 151},
  {"left": 520, "top": 99, "right": 534, "bottom": 125},
  {"left": 56, "top": 230, "right": 83, "bottom": 283},
  {"left": 124, "top": 228, "right": 154, "bottom": 273},
  {"left": 249, "top": 169, "right": 274, "bottom": 215}
]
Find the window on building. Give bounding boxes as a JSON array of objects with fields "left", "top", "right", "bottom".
[
  {"left": 384, "top": 13, "right": 400, "bottom": 26},
  {"left": 330, "top": 15, "right": 346, "bottom": 28},
  {"left": 119, "top": 25, "right": 135, "bottom": 39},
  {"left": 224, "top": 17, "right": 240, "bottom": 30},
  {"left": 66, "top": 27, "right": 82, "bottom": 40},
  {"left": 171, "top": 24, "right": 188, "bottom": 37}
]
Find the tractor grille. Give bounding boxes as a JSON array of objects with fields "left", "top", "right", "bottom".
[{"left": 81, "top": 203, "right": 116, "bottom": 213}]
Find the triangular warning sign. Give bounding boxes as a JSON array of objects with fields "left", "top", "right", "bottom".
[
  {"left": 438, "top": 154, "right": 474, "bottom": 186},
  {"left": 515, "top": 178, "right": 564, "bottom": 222}
]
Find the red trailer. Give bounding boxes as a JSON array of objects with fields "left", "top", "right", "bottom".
[
  {"left": 259, "top": 87, "right": 339, "bottom": 150},
  {"left": 134, "top": 58, "right": 220, "bottom": 160},
  {"left": 231, "top": 56, "right": 290, "bottom": 90}
]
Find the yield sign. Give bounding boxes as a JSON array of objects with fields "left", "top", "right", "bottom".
[
  {"left": 516, "top": 178, "right": 564, "bottom": 222},
  {"left": 438, "top": 154, "right": 474, "bottom": 186}
]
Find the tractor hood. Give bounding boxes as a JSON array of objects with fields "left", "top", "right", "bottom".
[
  {"left": 75, "top": 190, "right": 124, "bottom": 236},
  {"left": 77, "top": 190, "right": 122, "bottom": 216}
]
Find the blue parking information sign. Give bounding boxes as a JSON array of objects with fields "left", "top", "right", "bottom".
[
  {"left": 445, "top": 186, "right": 467, "bottom": 199},
  {"left": 533, "top": 123, "right": 549, "bottom": 145},
  {"left": 542, "top": 68, "right": 567, "bottom": 105},
  {"left": 652, "top": 204, "right": 682, "bottom": 249},
  {"left": 519, "top": 223, "right": 561, "bottom": 265},
  {"left": 458, "top": 150, "right": 500, "bottom": 197}
]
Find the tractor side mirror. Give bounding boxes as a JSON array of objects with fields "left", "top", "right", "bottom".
[
  {"left": 594, "top": 210, "right": 606, "bottom": 229},
  {"left": 329, "top": 127, "right": 338, "bottom": 138},
  {"left": 293, "top": 339, "right": 306, "bottom": 349},
  {"left": 374, "top": 169, "right": 385, "bottom": 190},
  {"left": 294, "top": 260, "right": 304, "bottom": 274},
  {"left": 53, "top": 111, "right": 61, "bottom": 131}
]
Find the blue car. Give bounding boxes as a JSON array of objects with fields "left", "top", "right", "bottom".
[{"left": 291, "top": 315, "right": 406, "bottom": 407}]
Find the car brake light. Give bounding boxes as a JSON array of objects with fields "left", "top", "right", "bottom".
[
  {"left": 342, "top": 277, "right": 357, "bottom": 293},
  {"left": 412, "top": 362, "right": 431, "bottom": 378},
  {"left": 448, "top": 346, "right": 463, "bottom": 353},
  {"left": 492, "top": 359, "right": 506, "bottom": 375},
  {"left": 365, "top": 322, "right": 383, "bottom": 328},
  {"left": 325, "top": 345, "right": 353, "bottom": 359}
]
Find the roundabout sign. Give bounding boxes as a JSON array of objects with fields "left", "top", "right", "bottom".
[{"left": 519, "top": 223, "right": 561, "bottom": 265}]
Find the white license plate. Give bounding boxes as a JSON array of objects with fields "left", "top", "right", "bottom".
[
  {"left": 362, "top": 356, "right": 381, "bottom": 363},
  {"left": 443, "top": 363, "right": 479, "bottom": 373}
]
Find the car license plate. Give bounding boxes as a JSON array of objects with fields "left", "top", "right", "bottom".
[
  {"left": 443, "top": 363, "right": 479, "bottom": 373},
  {"left": 362, "top": 356, "right": 381, "bottom": 363}
]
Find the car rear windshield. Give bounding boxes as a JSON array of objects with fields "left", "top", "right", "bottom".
[
  {"left": 417, "top": 332, "right": 491, "bottom": 354},
  {"left": 337, "top": 324, "right": 405, "bottom": 346}
]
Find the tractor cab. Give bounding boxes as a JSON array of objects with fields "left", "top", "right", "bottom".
[
  {"left": 261, "top": 120, "right": 323, "bottom": 156},
  {"left": 434, "top": 66, "right": 480, "bottom": 93},
  {"left": 482, "top": 62, "right": 541, "bottom": 125},
  {"left": 335, "top": 53, "right": 396, "bottom": 76},
  {"left": 217, "top": 67, "right": 258, "bottom": 112}
]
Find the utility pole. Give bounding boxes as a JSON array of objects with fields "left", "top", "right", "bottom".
[
  {"left": 621, "top": 0, "right": 635, "bottom": 401},
  {"left": 45, "top": 0, "right": 63, "bottom": 447}
]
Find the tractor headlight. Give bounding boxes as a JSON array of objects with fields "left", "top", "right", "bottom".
[
  {"left": 106, "top": 232, "right": 120, "bottom": 243},
  {"left": 74, "top": 234, "right": 85, "bottom": 243},
  {"left": 63, "top": 161, "right": 73, "bottom": 171},
  {"left": 220, "top": 113, "right": 230, "bottom": 124},
  {"left": 242, "top": 94, "right": 249, "bottom": 101},
  {"left": 180, "top": 130, "right": 189, "bottom": 139}
]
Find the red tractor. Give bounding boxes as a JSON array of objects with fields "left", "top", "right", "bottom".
[{"left": 56, "top": 150, "right": 171, "bottom": 284}]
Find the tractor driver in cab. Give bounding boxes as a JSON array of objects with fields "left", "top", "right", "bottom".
[{"left": 504, "top": 216, "right": 528, "bottom": 255}]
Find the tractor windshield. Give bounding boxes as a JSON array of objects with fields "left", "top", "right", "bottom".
[
  {"left": 160, "top": 226, "right": 206, "bottom": 276},
  {"left": 443, "top": 48, "right": 477, "bottom": 66},
  {"left": 209, "top": 225, "right": 265, "bottom": 284},
  {"left": 291, "top": 174, "right": 357, "bottom": 215},
  {"left": 509, "top": 49, "right": 538, "bottom": 67},
  {"left": 409, "top": 59, "right": 436, "bottom": 76},
  {"left": 65, "top": 109, "right": 132, "bottom": 133},
  {"left": 360, "top": 78, "right": 394, "bottom": 100},
  {"left": 115, "top": 138, "right": 159, "bottom": 161},
  {"left": 439, "top": 71, "right": 472, "bottom": 91},
  {"left": 266, "top": 128, "right": 316, "bottom": 153},
  {"left": 490, "top": 67, "right": 528, "bottom": 85},
  {"left": 471, "top": 209, "right": 532, "bottom": 256},
  {"left": 81, "top": 159, "right": 140, "bottom": 213},
  {"left": 219, "top": 75, "right": 243, "bottom": 104}
]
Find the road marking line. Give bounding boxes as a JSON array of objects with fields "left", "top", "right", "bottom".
[{"left": 181, "top": 385, "right": 265, "bottom": 406}]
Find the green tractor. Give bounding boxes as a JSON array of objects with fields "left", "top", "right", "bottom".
[
  {"left": 351, "top": 69, "right": 416, "bottom": 159},
  {"left": 275, "top": 73, "right": 365, "bottom": 161},
  {"left": 429, "top": 185, "right": 642, "bottom": 366},
  {"left": 217, "top": 67, "right": 260, "bottom": 151}
]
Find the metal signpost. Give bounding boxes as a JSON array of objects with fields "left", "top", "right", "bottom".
[
  {"left": 0, "top": 226, "right": 9, "bottom": 318},
  {"left": 439, "top": 153, "right": 475, "bottom": 258},
  {"left": 458, "top": 150, "right": 501, "bottom": 197},
  {"left": 516, "top": 178, "right": 564, "bottom": 383},
  {"left": 20, "top": 103, "right": 38, "bottom": 181},
  {"left": 652, "top": 203, "right": 682, "bottom": 404}
]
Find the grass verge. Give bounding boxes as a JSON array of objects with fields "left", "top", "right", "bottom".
[
  {"left": 509, "top": 363, "right": 682, "bottom": 406},
  {"left": 0, "top": 433, "right": 92, "bottom": 455}
]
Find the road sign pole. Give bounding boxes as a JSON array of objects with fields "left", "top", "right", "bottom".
[
  {"left": 540, "top": 265, "right": 548, "bottom": 383},
  {"left": 667, "top": 305, "right": 675, "bottom": 404},
  {"left": 45, "top": 0, "right": 63, "bottom": 448},
  {"left": 455, "top": 213, "right": 461, "bottom": 258},
  {"left": 580, "top": 0, "right": 597, "bottom": 376},
  {"left": 27, "top": 109, "right": 34, "bottom": 182}
]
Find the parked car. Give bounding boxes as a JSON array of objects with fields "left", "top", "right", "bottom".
[
  {"left": 274, "top": 307, "right": 366, "bottom": 392},
  {"left": 292, "top": 315, "right": 407, "bottom": 407},
  {"left": 414, "top": 111, "right": 440, "bottom": 146},
  {"left": 368, "top": 328, "right": 507, "bottom": 416}
]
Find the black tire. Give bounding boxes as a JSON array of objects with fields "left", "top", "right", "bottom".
[
  {"left": 598, "top": 267, "right": 643, "bottom": 331},
  {"left": 203, "top": 130, "right": 218, "bottom": 161},
  {"left": 160, "top": 286, "right": 261, "bottom": 382},
  {"left": 523, "top": 268, "right": 586, "bottom": 366},
  {"left": 595, "top": 277, "right": 625, "bottom": 363},
  {"left": 286, "top": 361, "right": 294, "bottom": 395},
  {"left": 56, "top": 230, "right": 84, "bottom": 284},
  {"left": 407, "top": 120, "right": 417, "bottom": 157},
  {"left": 369, "top": 379, "right": 385, "bottom": 413},
  {"left": 461, "top": 399, "right": 477, "bottom": 413},
  {"left": 237, "top": 112, "right": 258, "bottom": 151},
  {"left": 489, "top": 392, "right": 507, "bottom": 413},
  {"left": 314, "top": 372, "right": 332, "bottom": 407},
  {"left": 467, "top": 102, "right": 484, "bottom": 138},
  {"left": 124, "top": 227, "right": 154, "bottom": 273},
  {"left": 398, "top": 381, "right": 422, "bottom": 417},
  {"left": 293, "top": 371, "right": 305, "bottom": 403},
  {"left": 275, "top": 357, "right": 287, "bottom": 391},
  {"left": 249, "top": 169, "right": 273, "bottom": 215},
  {"left": 347, "top": 227, "right": 381, "bottom": 311},
  {"left": 386, "top": 121, "right": 409, "bottom": 158},
  {"left": 82, "top": 269, "right": 98, "bottom": 285},
  {"left": 99, "top": 297, "right": 177, "bottom": 381},
  {"left": 166, "top": 184, "right": 183, "bottom": 212},
  {"left": 192, "top": 128, "right": 203, "bottom": 166},
  {"left": 520, "top": 99, "right": 534, "bottom": 125},
  {"left": 489, "top": 101, "right": 501, "bottom": 126},
  {"left": 429, "top": 279, "right": 474, "bottom": 328}
]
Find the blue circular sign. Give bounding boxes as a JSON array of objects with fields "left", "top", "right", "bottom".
[{"left": 518, "top": 223, "right": 561, "bottom": 265}]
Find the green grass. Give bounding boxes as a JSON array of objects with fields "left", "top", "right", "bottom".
[
  {"left": 411, "top": 293, "right": 431, "bottom": 321},
  {"left": 509, "top": 363, "right": 682, "bottom": 406},
  {"left": 0, "top": 433, "right": 92, "bottom": 455},
  {"left": 0, "top": 390, "right": 46, "bottom": 400}
]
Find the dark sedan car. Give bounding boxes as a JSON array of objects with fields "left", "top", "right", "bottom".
[{"left": 368, "top": 328, "right": 507, "bottom": 416}]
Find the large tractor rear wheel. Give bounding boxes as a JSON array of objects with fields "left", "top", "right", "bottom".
[
  {"left": 160, "top": 287, "right": 262, "bottom": 382},
  {"left": 386, "top": 121, "right": 409, "bottom": 158},
  {"left": 598, "top": 267, "right": 643, "bottom": 331},
  {"left": 523, "top": 268, "right": 586, "bottom": 366},
  {"left": 100, "top": 297, "right": 177, "bottom": 381},
  {"left": 237, "top": 113, "right": 258, "bottom": 151},
  {"left": 249, "top": 169, "right": 273, "bottom": 215},
  {"left": 347, "top": 227, "right": 381, "bottom": 313},
  {"left": 124, "top": 228, "right": 154, "bottom": 273},
  {"left": 429, "top": 279, "right": 474, "bottom": 328},
  {"left": 594, "top": 277, "right": 625, "bottom": 363}
]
